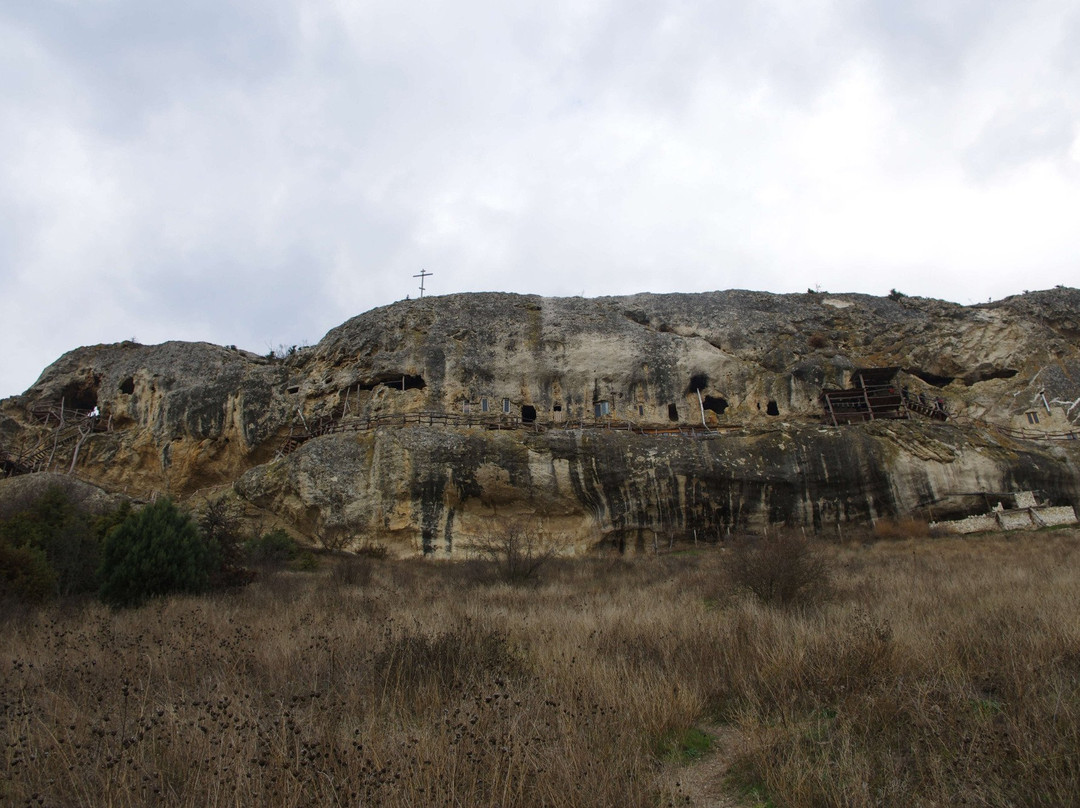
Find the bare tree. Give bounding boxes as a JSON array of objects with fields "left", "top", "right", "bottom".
[
  {"left": 467, "top": 516, "right": 555, "bottom": 583},
  {"left": 315, "top": 525, "right": 352, "bottom": 553}
]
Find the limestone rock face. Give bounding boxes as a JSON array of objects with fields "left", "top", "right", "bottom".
[
  {"left": 3, "top": 288, "right": 1079, "bottom": 552},
  {"left": 233, "top": 420, "right": 1078, "bottom": 553}
]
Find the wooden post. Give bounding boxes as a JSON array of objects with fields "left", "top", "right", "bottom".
[{"left": 47, "top": 397, "right": 66, "bottom": 471}]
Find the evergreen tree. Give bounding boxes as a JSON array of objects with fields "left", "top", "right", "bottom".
[
  {"left": 99, "top": 498, "right": 218, "bottom": 608},
  {"left": 0, "top": 484, "right": 114, "bottom": 600}
]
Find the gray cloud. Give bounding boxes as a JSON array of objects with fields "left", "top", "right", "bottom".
[{"left": 2, "top": 0, "right": 1080, "bottom": 397}]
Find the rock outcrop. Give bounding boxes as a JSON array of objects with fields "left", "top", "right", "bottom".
[{"left": 3, "top": 288, "right": 1079, "bottom": 553}]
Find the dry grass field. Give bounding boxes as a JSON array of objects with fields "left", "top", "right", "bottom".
[{"left": 3, "top": 528, "right": 1080, "bottom": 807}]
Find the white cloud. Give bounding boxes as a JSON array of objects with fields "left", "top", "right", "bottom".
[{"left": 2, "top": 0, "right": 1079, "bottom": 396}]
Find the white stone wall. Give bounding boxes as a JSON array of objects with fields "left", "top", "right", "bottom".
[
  {"left": 932, "top": 504, "right": 1077, "bottom": 534},
  {"left": 998, "top": 510, "right": 1035, "bottom": 530},
  {"left": 1015, "top": 491, "right": 1037, "bottom": 509},
  {"left": 1033, "top": 506, "right": 1079, "bottom": 527},
  {"left": 932, "top": 514, "right": 998, "bottom": 534}
]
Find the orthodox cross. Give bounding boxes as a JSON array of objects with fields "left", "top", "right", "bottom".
[{"left": 413, "top": 269, "right": 432, "bottom": 298}]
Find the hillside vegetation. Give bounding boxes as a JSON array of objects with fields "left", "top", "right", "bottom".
[{"left": 3, "top": 530, "right": 1079, "bottom": 807}]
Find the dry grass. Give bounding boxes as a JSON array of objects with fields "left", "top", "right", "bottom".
[
  {"left": 872, "top": 517, "right": 932, "bottom": 540},
  {"left": 2, "top": 530, "right": 1080, "bottom": 807}
]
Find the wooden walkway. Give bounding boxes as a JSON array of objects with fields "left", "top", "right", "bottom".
[
  {"left": 274, "top": 411, "right": 738, "bottom": 457},
  {"left": 821, "top": 383, "right": 949, "bottom": 425},
  {"left": 950, "top": 415, "right": 1080, "bottom": 442},
  {"left": 2, "top": 401, "right": 113, "bottom": 478}
]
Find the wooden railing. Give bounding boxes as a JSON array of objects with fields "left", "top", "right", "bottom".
[
  {"left": 950, "top": 414, "right": 1080, "bottom": 442},
  {"left": 275, "top": 410, "right": 741, "bottom": 457}
]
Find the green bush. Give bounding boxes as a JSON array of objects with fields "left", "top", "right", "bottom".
[
  {"left": 244, "top": 529, "right": 298, "bottom": 567},
  {"left": 98, "top": 498, "right": 218, "bottom": 608},
  {"left": 0, "top": 539, "right": 56, "bottom": 602},
  {"left": 0, "top": 485, "right": 127, "bottom": 600}
]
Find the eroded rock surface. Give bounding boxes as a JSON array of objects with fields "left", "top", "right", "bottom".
[{"left": 3, "top": 289, "right": 1079, "bottom": 552}]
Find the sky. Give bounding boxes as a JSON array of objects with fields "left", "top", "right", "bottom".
[{"left": 2, "top": 0, "right": 1079, "bottom": 398}]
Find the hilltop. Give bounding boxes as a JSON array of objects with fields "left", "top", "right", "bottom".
[{"left": 2, "top": 288, "right": 1078, "bottom": 552}]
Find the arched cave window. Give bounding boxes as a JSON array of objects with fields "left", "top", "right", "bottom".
[
  {"left": 668, "top": 403, "right": 679, "bottom": 421},
  {"left": 766, "top": 400, "right": 780, "bottom": 416}
]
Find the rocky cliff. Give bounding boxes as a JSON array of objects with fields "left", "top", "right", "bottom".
[{"left": 3, "top": 288, "right": 1079, "bottom": 553}]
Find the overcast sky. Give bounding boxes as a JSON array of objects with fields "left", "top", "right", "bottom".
[{"left": 2, "top": 1, "right": 1079, "bottom": 398}]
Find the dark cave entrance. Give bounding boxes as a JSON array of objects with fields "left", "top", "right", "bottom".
[
  {"left": 687, "top": 373, "right": 708, "bottom": 394},
  {"left": 703, "top": 396, "right": 728, "bottom": 416},
  {"left": 668, "top": 403, "right": 679, "bottom": 421},
  {"left": 766, "top": 400, "right": 780, "bottom": 416},
  {"left": 357, "top": 374, "right": 427, "bottom": 391},
  {"left": 61, "top": 379, "right": 99, "bottom": 412},
  {"left": 521, "top": 405, "right": 536, "bottom": 423}
]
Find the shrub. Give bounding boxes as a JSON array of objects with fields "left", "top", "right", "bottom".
[
  {"left": 198, "top": 497, "right": 244, "bottom": 565},
  {"left": 314, "top": 526, "right": 352, "bottom": 552},
  {"left": 807, "top": 332, "right": 829, "bottom": 349},
  {"left": 0, "top": 539, "right": 55, "bottom": 602},
  {"left": 0, "top": 485, "right": 126, "bottom": 599},
  {"left": 888, "top": 288, "right": 906, "bottom": 301},
  {"left": 198, "top": 497, "right": 254, "bottom": 587},
  {"left": 244, "top": 529, "right": 298, "bottom": 567},
  {"left": 726, "top": 530, "right": 831, "bottom": 608},
  {"left": 354, "top": 541, "right": 389, "bottom": 559},
  {"left": 467, "top": 517, "right": 554, "bottom": 583},
  {"left": 98, "top": 498, "right": 218, "bottom": 608}
]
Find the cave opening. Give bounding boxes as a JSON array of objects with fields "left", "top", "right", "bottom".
[
  {"left": 356, "top": 374, "right": 427, "bottom": 391},
  {"left": 906, "top": 368, "right": 955, "bottom": 388},
  {"left": 766, "top": 400, "right": 779, "bottom": 416},
  {"left": 119, "top": 377, "right": 135, "bottom": 395},
  {"left": 61, "top": 379, "right": 99, "bottom": 411},
  {"left": 687, "top": 373, "right": 708, "bottom": 393},
  {"left": 521, "top": 405, "right": 536, "bottom": 423},
  {"left": 703, "top": 396, "right": 728, "bottom": 415},
  {"left": 668, "top": 403, "right": 679, "bottom": 421}
]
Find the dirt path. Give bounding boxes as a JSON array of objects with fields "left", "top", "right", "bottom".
[{"left": 662, "top": 726, "right": 753, "bottom": 808}]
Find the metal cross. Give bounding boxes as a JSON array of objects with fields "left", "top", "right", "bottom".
[{"left": 413, "top": 269, "right": 432, "bottom": 298}]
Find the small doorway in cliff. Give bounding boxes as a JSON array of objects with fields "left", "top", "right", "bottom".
[
  {"left": 766, "top": 400, "right": 780, "bottom": 416},
  {"left": 668, "top": 403, "right": 679, "bottom": 421},
  {"left": 61, "top": 378, "right": 100, "bottom": 412},
  {"left": 703, "top": 396, "right": 728, "bottom": 416},
  {"left": 521, "top": 405, "right": 536, "bottom": 423}
]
